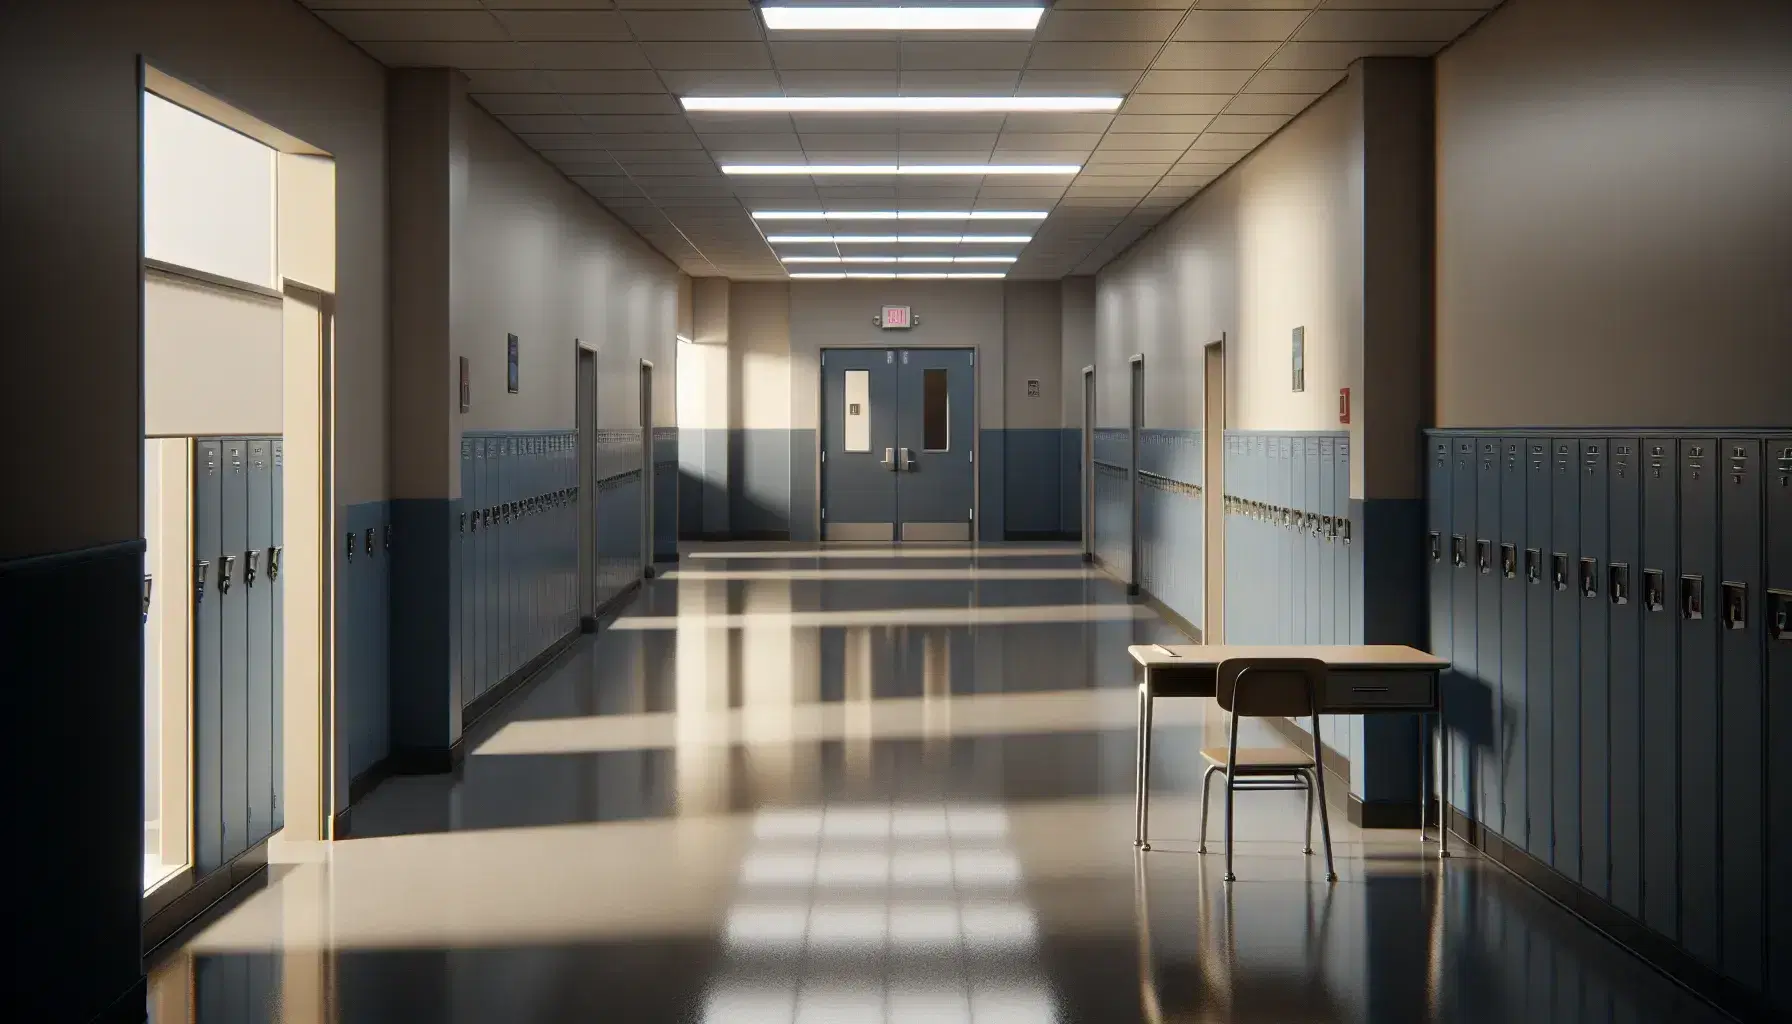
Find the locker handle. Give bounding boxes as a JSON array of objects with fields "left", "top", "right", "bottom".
[
  {"left": 1450, "top": 535, "right": 1467, "bottom": 568},
  {"left": 345, "top": 533, "right": 355, "bottom": 563},
  {"left": 1476, "top": 539, "right": 1491, "bottom": 575},
  {"left": 267, "top": 546, "right": 281, "bottom": 582},
  {"left": 385, "top": 526, "right": 392, "bottom": 551},
  {"left": 142, "top": 574, "right": 153, "bottom": 623},
  {"left": 364, "top": 528, "right": 376, "bottom": 557},
  {"left": 1524, "top": 548, "right": 1541, "bottom": 585},
  {"left": 461, "top": 512, "right": 468, "bottom": 534},
  {"left": 1721, "top": 582, "right": 1747, "bottom": 630},
  {"left": 1340, "top": 518, "right": 1351, "bottom": 544},
  {"left": 1642, "top": 569, "right": 1664, "bottom": 612},
  {"left": 243, "top": 548, "right": 259, "bottom": 588},
  {"left": 195, "top": 560, "right": 210, "bottom": 603},
  {"left": 1500, "top": 543, "right": 1517, "bottom": 580},
  {"left": 1552, "top": 553, "right": 1569, "bottom": 591},
  {"left": 218, "top": 554, "right": 235, "bottom": 595},
  {"left": 1579, "top": 557, "right": 1599, "bottom": 598},
  {"left": 1608, "top": 562, "right": 1628, "bottom": 606},
  {"left": 1680, "top": 574, "right": 1703, "bottom": 621},
  {"left": 1323, "top": 516, "right": 1336, "bottom": 542},
  {"left": 1768, "top": 589, "right": 1792, "bottom": 641}
]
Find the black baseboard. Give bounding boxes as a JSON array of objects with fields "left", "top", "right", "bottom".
[
  {"left": 142, "top": 841, "right": 270, "bottom": 958},
  {"left": 655, "top": 552, "right": 679, "bottom": 563},
  {"left": 1445, "top": 805, "right": 1767, "bottom": 1023},
  {"left": 92, "top": 973, "right": 148, "bottom": 1023},
  {"left": 1349, "top": 796, "right": 1421, "bottom": 829},
  {"left": 459, "top": 625, "right": 584, "bottom": 732},
  {"left": 1003, "top": 530, "right": 1079, "bottom": 542},
  {"left": 691, "top": 530, "right": 790, "bottom": 542}
]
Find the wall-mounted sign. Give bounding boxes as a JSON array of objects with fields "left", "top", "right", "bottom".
[
  {"left": 1026, "top": 378, "right": 1041, "bottom": 398},
  {"left": 1339, "top": 386, "right": 1350, "bottom": 424},
  {"left": 507, "top": 333, "right": 519, "bottom": 393},
  {"left": 1291, "top": 325, "right": 1305, "bottom": 393},
  {"left": 879, "top": 305, "right": 912, "bottom": 329},
  {"left": 460, "top": 356, "right": 471, "bottom": 412}
]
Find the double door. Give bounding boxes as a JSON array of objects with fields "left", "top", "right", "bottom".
[{"left": 821, "top": 348, "right": 975, "bottom": 542}]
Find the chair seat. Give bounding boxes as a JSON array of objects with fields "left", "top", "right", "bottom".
[{"left": 1200, "top": 746, "right": 1315, "bottom": 772}]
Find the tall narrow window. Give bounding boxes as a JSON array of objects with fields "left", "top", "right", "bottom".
[
  {"left": 844, "top": 369, "right": 870, "bottom": 452},
  {"left": 923, "top": 368, "right": 949, "bottom": 451}
]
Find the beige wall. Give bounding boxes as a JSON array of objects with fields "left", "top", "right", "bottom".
[
  {"left": 1060, "top": 277, "right": 1096, "bottom": 429},
  {"left": 729, "top": 282, "right": 791, "bottom": 433},
  {"left": 1435, "top": 0, "right": 1792, "bottom": 428},
  {"left": 278, "top": 153, "right": 335, "bottom": 294},
  {"left": 1002, "top": 281, "right": 1063, "bottom": 431},
  {"left": 144, "top": 273, "right": 284, "bottom": 437}
]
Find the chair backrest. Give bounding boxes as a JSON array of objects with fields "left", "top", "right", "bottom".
[{"left": 1215, "top": 658, "right": 1327, "bottom": 718}]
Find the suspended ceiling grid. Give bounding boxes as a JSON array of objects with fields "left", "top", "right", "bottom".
[{"left": 302, "top": 1, "right": 1499, "bottom": 280}]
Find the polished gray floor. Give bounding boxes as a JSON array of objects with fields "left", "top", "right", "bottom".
[{"left": 151, "top": 544, "right": 1728, "bottom": 1023}]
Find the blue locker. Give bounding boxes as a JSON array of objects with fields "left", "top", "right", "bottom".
[
  {"left": 194, "top": 441, "right": 224, "bottom": 873},
  {"left": 1550, "top": 438, "right": 1581, "bottom": 882},
  {"left": 1476, "top": 438, "right": 1502, "bottom": 834},
  {"left": 1607, "top": 438, "right": 1643, "bottom": 918},
  {"left": 468, "top": 437, "right": 483, "bottom": 701},
  {"left": 1426, "top": 438, "right": 1452, "bottom": 810},
  {"left": 245, "top": 438, "right": 274, "bottom": 848},
  {"left": 1319, "top": 437, "right": 1336, "bottom": 646},
  {"left": 1640, "top": 439, "right": 1680, "bottom": 940},
  {"left": 1719, "top": 438, "right": 1763, "bottom": 990},
  {"left": 1766, "top": 437, "right": 1792, "bottom": 1014},
  {"left": 458, "top": 439, "right": 471, "bottom": 704},
  {"left": 1579, "top": 438, "right": 1610, "bottom": 901},
  {"left": 1680, "top": 438, "right": 1721, "bottom": 969},
  {"left": 1292, "top": 435, "right": 1308, "bottom": 646},
  {"left": 270, "top": 440, "right": 284, "bottom": 830},
  {"left": 1306, "top": 437, "right": 1322, "bottom": 646},
  {"left": 1338, "top": 438, "right": 1353, "bottom": 645},
  {"left": 1278, "top": 436, "right": 1292, "bottom": 646},
  {"left": 482, "top": 437, "right": 497, "bottom": 697},
  {"left": 1525, "top": 444, "right": 1554, "bottom": 863},
  {"left": 220, "top": 439, "right": 250, "bottom": 863},
  {"left": 501, "top": 436, "right": 515, "bottom": 680},
  {"left": 1450, "top": 437, "right": 1476, "bottom": 816},
  {"left": 1499, "top": 438, "right": 1527, "bottom": 850},
  {"left": 527, "top": 436, "right": 540, "bottom": 661}
]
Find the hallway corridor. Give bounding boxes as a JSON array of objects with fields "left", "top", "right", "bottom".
[{"left": 151, "top": 545, "right": 1726, "bottom": 1024}]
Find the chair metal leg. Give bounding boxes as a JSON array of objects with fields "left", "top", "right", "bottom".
[
  {"left": 1198, "top": 765, "right": 1220, "bottom": 854},
  {"left": 1302, "top": 769, "right": 1315, "bottom": 856},
  {"left": 1224, "top": 711, "right": 1240, "bottom": 882},
  {"left": 1311, "top": 716, "right": 1337, "bottom": 881},
  {"left": 1135, "top": 685, "right": 1154, "bottom": 850}
]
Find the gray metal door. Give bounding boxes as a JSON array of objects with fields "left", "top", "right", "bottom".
[
  {"left": 896, "top": 348, "right": 975, "bottom": 541},
  {"left": 821, "top": 349, "right": 900, "bottom": 541}
]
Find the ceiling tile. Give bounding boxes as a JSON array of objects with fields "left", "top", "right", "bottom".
[
  {"left": 899, "top": 132, "right": 1000, "bottom": 151},
  {"left": 1110, "top": 114, "right": 1215, "bottom": 134},
  {"left": 545, "top": 69, "right": 666, "bottom": 92},
  {"left": 796, "top": 133, "right": 901, "bottom": 151},
  {"left": 640, "top": 41, "right": 772, "bottom": 70},
  {"left": 899, "top": 70, "right": 1022, "bottom": 94},
  {"left": 1319, "top": 0, "right": 1495, "bottom": 7},
  {"left": 1244, "top": 68, "right": 1347, "bottom": 93},
  {"left": 590, "top": 133, "right": 706, "bottom": 150},
  {"left": 497, "top": 114, "right": 587, "bottom": 134},
  {"left": 1189, "top": 132, "right": 1266, "bottom": 149},
  {"left": 1157, "top": 174, "right": 1218, "bottom": 188},
  {"left": 581, "top": 114, "right": 691, "bottom": 133},
  {"left": 1208, "top": 113, "right": 1293, "bottom": 134},
  {"left": 1137, "top": 70, "right": 1254, "bottom": 93},
  {"left": 996, "top": 112, "right": 1114, "bottom": 133},
  {"left": 518, "top": 132, "right": 601, "bottom": 150},
  {"left": 1173, "top": 10, "right": 1306, "bottom": 42},
  {"left": 1014, "top": 70, "right": 1143, "bottom": 94},
  {"left": 1157, "top": 41, "right": 1280, "bottom": 70},
  {"left": 475, "top": 94, "right": 573, "bottom": 115},
  {"left": 621, "top": 10, "right": 764, "bottom": 40},
  {"left": 1223, "top": 92, "right": 1321, "bottom": 116},
  {"left": 989, "top": 133, "right": 1105, "bottom": 151},
  {"left": 361, "top": 40, "right": 533, "bottom": 68},
  {"left": 684, "top": 111, "right": 795, "bottom": 132},
  {"left": 314, "top": 9, "right": 505, "bottom": 41},
  {"left": 613, "top": 149, "right": 716, "bottom": 166},
  {"left": 1119, "top": 93, "right": 1232, "bottom": 115},
  {"left": 974, "top": 185, "right": 1072, "bottom": 199},
  {"left": 461, "top": 69, "right": 557, "bottom": 92},
  {"left": 900, "top": 42, "right": 1033, "bottom": 71},
  {"left": 1093, "top": 134, "right": 1199, "bottom": 151},
  {"left": 1035, "top": 11, "right": 1184, "bottom": 41},
  {"left": 778, "top": 71, "right": 902, "bottom": 94},
  {"left": 521, "top": 41, "right": 652, "bottom": 68},
  {"left": 769, "top": 41, "right": 901, "bottom": 71},
  {"left": 1027, "top": 42, "right": 1162, "bottom": 71},
  {"left": 1294, "top": 9, "right": 1487, "bottom": 42},
  {"left": 490, "top": 10, "right": 631, "bottom": 41},
  {"left": 1049, "top": 0, "right": 1190, "bottom": 9},
  {"left": 1268, "top": 40, "right": 1441, "bottom": 69},
  {"left": 897, "top": 112, "right": 1009, "bottom": 133},
  {"left": 656, "top": 70, "right": 782, "bottom": 93}
]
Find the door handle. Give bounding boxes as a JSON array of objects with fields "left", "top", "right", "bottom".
[
  {"left": 900, "top": 447, "right": 914, "bottom": 471},
  {"left": 882, "top": 447, "right": 897, "bottom": 472}
]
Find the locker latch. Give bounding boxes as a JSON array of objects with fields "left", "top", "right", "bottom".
[
  {"left": 1323, "top": 516, "right": 1336, "bottom": 542},
  {"left": 195, "top": 560, "right": 210, "bottom": 603},
  {"left": 1680, "top": 574, "right": 1703, "bottom": 621},
  {"left": 1340, "top": 519, "right": 1351, "bottom": 544},
  {"left": 1769, "top": 589, "right": 1792, "bottom": 641},
  {"left": 1476, "top": 539, "right": 1492, "bottom": 575},
  {"left": 1451, "top": 535, "right": 1467, "bottom": 568},
  {"left": 266, "top": 547, "right": 281, "bottom": 582},
  {"left": 1642, "top": 569, "right": 1664, "bottom": 612},
  {"left": 1552, "top": 553, "right": 1569, "bottom": 591},
  {"left": 1721, "top": 582, "right": 1747, "bottom": 630},
  {"left": 1608, "top": 562, "right": 1629, "bottom": 606},
  {"left": 384, "top": 525, "right": 392, "bottom": 551},
  {"left": 461, "top": 512, "right": 468, "bottom": 534},
  {"left": 243, "top": 549, "right": 259, "bottom": 588},
  {"left": 345, "top": 532, "right": 356, "bottom": 563},
  {"left": 1580, "top": 557, "right": 1599, "bottom": 598},
  {"left": 1500, "top": 543, "right": 1517, "bottom": 580},
  {"left": 218, "top": 554, "right": 236, "bottom": 595},
  {"left": 142, "top": 574, "right": 153, "bottom": 623},
  {"left": 1525, "top": 548, "right": 1541, "bottom": 585},
  {"left": 364, "top": 528, "right": 376, "bottom": 557}
]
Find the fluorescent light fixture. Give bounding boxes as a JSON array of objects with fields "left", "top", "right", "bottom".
[
  {"left": 788, "top": 272, "right": 1008, "bottom": 280},
  {"left": 760, "top": 7, "right": 1044, "bottom": 32},
  {"left": 765, "top": 234, "right": 1032, "bottom": 244},
  {"left": 722, "top": 164, "right": 1079, "bottom": 177},
  {"left": 752, "top": 210, "right": 1050, "bottom": 221},
  {"left": 779, "top": 256, "right": 1019, "bottom": 265},
  {"left": 683, "top": 95, "right": 1115, "bottom": 113}
]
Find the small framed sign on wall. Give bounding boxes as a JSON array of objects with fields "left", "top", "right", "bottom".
[
  {"left": 460, "top": 356, "right": 471, "bottom": 412},
  {"left": 507, "top": 333, "right": 519, "bottom": 393},
  {"left": 1291, "top": 326, "right": 1306, "bottom": 393}
]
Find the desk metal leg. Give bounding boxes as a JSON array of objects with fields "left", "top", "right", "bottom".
[
  {"left": 1135, "top": 681, "right": 1152, "bottom": 850},
  {"left": 1438, "top": 686, "right": 1450, "bottom": 858},
  {"left": 1419, "top": 709, "right": 1432, "bottom": 846}
]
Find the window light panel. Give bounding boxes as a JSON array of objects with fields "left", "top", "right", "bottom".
[
  {"left": 683, "top": 96, "right": 1116, "bottom": 113},
  {"left": 721, "top": 164, "right": 1080, "bottom": 177},
  {"left": 751, "top": 211, "right": 1050, "bottom": 221}
]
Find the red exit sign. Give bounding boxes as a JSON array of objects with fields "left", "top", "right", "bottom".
[{"left": 880, "top": 305, "right": 911, "bottom": 329}]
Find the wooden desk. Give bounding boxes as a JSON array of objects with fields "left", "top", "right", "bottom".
[{"left": 1128, "top": 644, "right": 1452, "bottom": 856}]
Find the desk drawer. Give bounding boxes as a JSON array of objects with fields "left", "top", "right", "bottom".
[{"left": 1323, "top": 671, "right": 1436, "bottom": 711}]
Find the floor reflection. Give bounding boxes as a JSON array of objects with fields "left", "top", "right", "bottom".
[{"left": 150, "top": 544, "right": 1731, "bottom": 1023}]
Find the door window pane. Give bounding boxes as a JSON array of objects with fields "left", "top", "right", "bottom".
[
  {"left": 844, "top": 369, "right": 870, "bottom": 452},
  {"left": 923, "top": 368, "right": 949, "bottom": 452}
]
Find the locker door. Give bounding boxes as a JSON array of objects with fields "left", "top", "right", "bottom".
[
  {"left": 1306, "top": 437, "right": 1322, "bottom": 645},
  {"left": 1680, "top": 438, "right": 1720, "bottom": 969},
  {"left": 482, "top": 437, "right": 497, "bottom": 696},
  {"left": 1766, "top": 437, "right": 1792, "bottom": 1015},
  {"left": 245, "top": 438, "right": 274, "bottom": 848},
  {"left": 1719, "top": 437, "right": 1763, "bottom": 990},
  {"left": 1476, "top": 438, "right": 1502, "bottom": 835},
  {"left": 1292, "top": 435, "right": 1308, "bottom": 646},
  {"left": 194, "top": 441, "right": 224, "bottom": 873},
  {"left": 1318, "top": 437, "right": 1336, "bottom": 646},
  {"left": 1640, "top": 439, "right": 1679, "bottom": 940},
  {"left": 1338, "top": 438, "right": 1354, "bottom": 645},
  {"left": 458, "top": 438, "right": 471, "bottom": 704},
  {"left": 1499, "top": 439, "right": 1526, "bottom": 851},
  {"left": 1579, "top": 438, "right": 1610, "bottom": 901},
  {"left": 1450, "top": 437, "right": 1476, "bottom": 817},
  {"left": 1608, "top": 438, "right": 1643, "bottom": 918},
  {"left": 1426, "top": 438, "right": 1452, "bottom": 816},
  {"left": 1525, "top": 440, "right": 1553, "bottom": 863},
  {"left": 220, "top": 439, "right": 250, "bottom": 863},
  {"left": 1277, "top": 436, "right": 1292, "bottom": 646},
  {"left": 270, "top": 440, "right": 284, "bottom": 830},
  {"left": 526, "top": 436, "right": 539, "bottom": 661},
  {"left": 1550, "top": 438, "right": 1581, "bottom": 882},
  {"left": 501, "top": 437, "right": 515, "bottom": 679}
]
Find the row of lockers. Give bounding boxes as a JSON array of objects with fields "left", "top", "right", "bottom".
[
  {"left": 1092, "top": 459, "right": 1130, "bottom": 575},
  {"left": 1137, "top": 469, "right": 1205, "bottom": 630},
  {"left": 1426, "top": 430, "right": 1792, "bottom": 1012},
  {"left": 192, "top": 436, "right": 285, "bottom": 874},
  {"left": 457, "top": 432, "right": 581, "bottom": 708}
]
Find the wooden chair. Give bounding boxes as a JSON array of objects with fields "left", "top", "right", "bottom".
[{"left": 1201, "top": 657, "right": 1336, "bottom": 882}]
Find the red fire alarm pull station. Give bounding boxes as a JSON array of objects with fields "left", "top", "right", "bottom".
[{"left": 1339, "top": 387, "right": 1351, "bottom": 424}]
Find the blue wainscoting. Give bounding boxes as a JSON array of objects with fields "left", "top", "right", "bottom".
[
  {"left": 1426, "top": 428, "right": 1792, "bottom": 1021},
  {"left": 337, "top": 499, "right": 390, "bottom": 802},
  {"left": 653, "top": 427, "right": 678, "bottom": 560},
  {"left": 1059, "top": 426, "right": 1082, "bottom": 537},
  {"left": 1092, "top": 427, "right": 1131, "bottom": 576},
  {"left": 1001, "top": 427, "right": 1068, "bottom": 538}
]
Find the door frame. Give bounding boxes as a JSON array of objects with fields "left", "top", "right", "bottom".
[
  {"left": 1203, "top": 336, "right": 1226, "bottom": 643},
  {"left": 576, "top": 345, "right": 597, "bottom": 627},
  {"left": 815, "top": 344, "right": 980, "bottom": 543},
  {"left": 1128, "top": 353, "right": 1144, "bottom": 595},
  {"left": 639, "top": 358, "right": 654, "bottom": 578},
  {"left": 1081, "top": 365, "right": 1095, "bottom": 563}
]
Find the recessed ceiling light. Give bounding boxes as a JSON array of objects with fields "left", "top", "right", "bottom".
[
  {"left": 682, "top": 96, "right": 1117, "bottom": 113},
  {"left": 788, "top": 272, "right": 1010, "bottom": 281},
  {"left": 751, "top": 211, "right": 1050, "bottom": 221},
  {"left": 760, "top": 7, "right": 1045, "bottom": 32},
  {"left": 780, "top": 256, "right": 1019, "bottom": 264},
  {"left": 765, "top": 235, "right": 1033, "bottom": 244},
  {"left": 722, "top": 164, "right": 1080, "bottom": 177}
]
